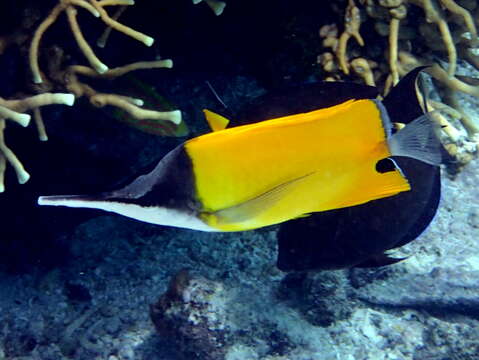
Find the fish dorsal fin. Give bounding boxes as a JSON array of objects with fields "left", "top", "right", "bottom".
[
  {"left": 207, "top": 172, "right": 315, "bottom": 225},
  {"left": 203, "top": 109, "right": 230, "bottom": 132},
  {"left": 382, "top": 66, "right": 428, "bottom": 123}
]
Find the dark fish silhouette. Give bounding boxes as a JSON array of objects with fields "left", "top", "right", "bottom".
[{"left": 272, "top": 67, "right": 442, "bottom": 270}]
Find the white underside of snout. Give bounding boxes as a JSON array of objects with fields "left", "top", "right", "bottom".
[{"left": 38, "top": 196, "right": 218, "bottom": 232}]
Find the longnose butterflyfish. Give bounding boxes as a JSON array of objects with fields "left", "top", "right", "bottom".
[{"left": 38, "top": 67, "right": 441, "bottom": 233}]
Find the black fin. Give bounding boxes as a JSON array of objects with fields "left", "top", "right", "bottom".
[
  {"left": 391, "top": 169, "right": 440, "bottom": 249},
  {"left": 237, "top": 81, "right": 379, "bottom": 125},
  {"left": 382, "top": 66, "right": 430, "bottom": 124},
  {"left": 353, "top": 253, "right": 408, "bottom": 268},
  {"left": 277, "top": 156, "right": 440, "bottom": 272}
]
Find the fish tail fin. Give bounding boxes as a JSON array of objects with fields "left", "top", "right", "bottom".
[{"left": 388, "top": 112, "right": 442, "bottom": 166}]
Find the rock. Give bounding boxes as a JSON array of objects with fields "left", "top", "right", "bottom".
[
  {"left": 149, "top": 269, "right": 229, "bottom": 360},
  {"left": 277, "top": 271, "right": 353, "bottom": 327}
]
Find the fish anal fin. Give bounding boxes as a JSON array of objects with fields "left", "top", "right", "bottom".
[{"left": 203, "top": 109, "right": 230, "bottom": 132}]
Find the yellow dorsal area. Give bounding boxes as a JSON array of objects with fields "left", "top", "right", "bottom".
[
  {"left": 185, "top": 99, "right": 410, "bottom": 231},
  {"left": 203, "top": 109, "right": 230, "bottom": 132}
]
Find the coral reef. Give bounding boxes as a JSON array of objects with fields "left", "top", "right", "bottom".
[
  {"left": 27, "top": 0, "right": 183, "bottom": 134},
  {"left": 318, "top": 0, "right": 479, "bottom": 173},
  {"left": 0, "top": 0, "right": 195, "bottom": 192}
]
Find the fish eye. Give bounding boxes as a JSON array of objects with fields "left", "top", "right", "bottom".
[{"left": 375, "top": 158, "right": 396, "bottom": 173}]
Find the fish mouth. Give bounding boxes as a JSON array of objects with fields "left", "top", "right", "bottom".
[{"left": 37, "top": 193, "right": 111, "bottom": 208}]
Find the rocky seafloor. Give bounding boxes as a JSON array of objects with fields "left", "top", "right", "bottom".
[{"left": 1, "top": 75, "right": 479, "bottom": 360}]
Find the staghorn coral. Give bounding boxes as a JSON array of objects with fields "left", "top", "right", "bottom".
[
  {"left": 28, "top": 0, "right": 182, "bottom": 136},
  {"left": 0, "top": 0, "right": 200, "bottom": 192},
  {"left": 0, "top": 0, "right": 229, "bottom": 193},
  {"left": 29, "top": 0, "right": 154, "bottom": 83},
  {"left": 36, "top": 45, "right": 182, "bottom": 133},
  {"left": 0, "top": 93, "right": 74, "bottom": 192},
  {"left": 318, "top": 0, "right": 479, "bottom": 173}
]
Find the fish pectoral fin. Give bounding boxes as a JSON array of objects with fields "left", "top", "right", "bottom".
[
  {"left": 203, "top": 109, "right": 230, "bottom": 132},
  {"left": 209, "top": 172, "right": 315, "bottom": 225}
]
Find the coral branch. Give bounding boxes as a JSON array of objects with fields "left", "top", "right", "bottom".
[
  {"left": 336, "top": 0, "right": 364, "bottom": 74},
  {"left": 351, "top": 58, "right": 376, "bottom": 86},
  {"left": 69, "top": 60, "right": 173, "bottom": 79},
  {"left": 0, "top": 93, "right": 75, "bottom": 191},
  {"left": 0, "top": 120, "right": 31, "bottom": 188},
  {"left": 29, "top": 4, "right": 64, "bottom": 84},
  {"left": 66, "top": 7, "right": 109, "bottom": 73},
  {"left": 69, "top": 0, "right": 100, "bottom": 16},
  {"left": 97, "top": 0, "right": 134, "bottom": 6},
  {"left": 408, "top": 0, "right": 457, "bottom": 76},
  {"left": 439, "top": 0, "right": 477, "bottom": 45},
  {"left": 33, "top": 108, "right": 48, "bottom": 141},
  {"left": 0, "top": 107, "right": 30, "bottom": 127},
  {"left": 389, "top": 18, "right": 400, "bottom": 85},
  {"left": 89, "top": 0, "right": 154, "bottom": 46},
  {"left": 97, "top": 5, "right": 127, "bottom": 48},
  {"left": 90, "top": 94, "right": 182, "bottom": 124},
  {"left": 29, "top": 0, "right": 155, "bottom": 83},
  {"left": 0, "top": 93, "right": 75, "bottom": 113},
  {"left": 387, "top": 4, "right": 407, "bottom": 86}
]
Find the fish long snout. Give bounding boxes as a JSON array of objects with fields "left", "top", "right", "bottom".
[{"left": 38, "top": 194, "right": 107, "bottom": 208}]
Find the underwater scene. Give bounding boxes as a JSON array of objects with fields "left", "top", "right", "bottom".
[{"left": 0, "top": 0, "right": 479, "bottom": 359}]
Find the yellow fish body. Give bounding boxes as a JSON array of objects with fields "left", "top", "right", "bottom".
[
  {"left": 190, "top": 99, "right": 409, "bottom": 231},
  {"left": 38, "top": 85, "right": 440, "bottom": 232}
]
